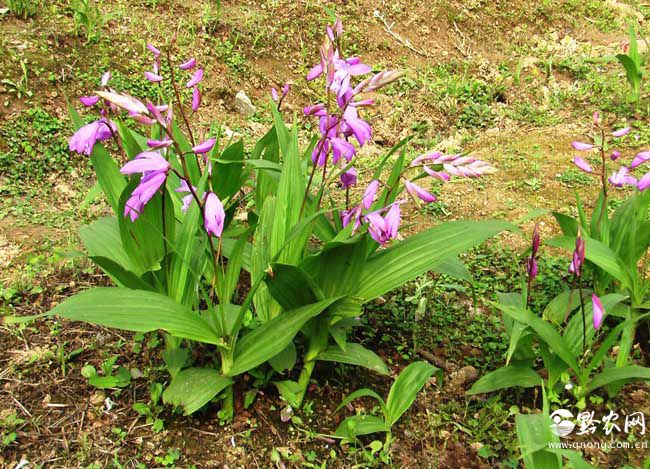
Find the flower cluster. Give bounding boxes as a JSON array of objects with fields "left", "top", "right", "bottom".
[
  {"left": 304, "top": 20, "right": 495, "bottom": 245},
  {"left": 69, "top": 45, "right": 225, "bottom": 237},
  {"left": 572, "top": 113, "right": 649, "bottom": 191},
  {"left": 303, "top": 19, "right": 401, "bottom": 175}
]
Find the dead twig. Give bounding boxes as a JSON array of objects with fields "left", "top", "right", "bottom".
[{"left": 373, "top": 10, "right": 431, "bottom": 58}]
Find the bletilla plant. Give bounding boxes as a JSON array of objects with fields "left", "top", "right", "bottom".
[
  {"left": 469, "top": 112, "right": 650, "bottom": 413},
  {"left": 5, "top": 21, "right": 510, "bottom": 420}
]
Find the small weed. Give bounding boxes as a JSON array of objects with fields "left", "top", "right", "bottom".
[
  {"left": 6, "top": 0, "right": 40, "bottom": 19},
  {"left": 555, "top": 168, "right": 593, "bottom": 187}
]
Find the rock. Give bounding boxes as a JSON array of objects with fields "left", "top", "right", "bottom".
[
  {"left": 449, "top": 365, "right": 479, "bottom": 392},
  {"left": 90, "top": 391, "right": 105, "bottom": 406},
  {"left": 234, "top": 91, "right": 256, "bottom": 116}
]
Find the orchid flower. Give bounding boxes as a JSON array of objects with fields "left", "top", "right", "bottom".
[
  {"left": 608, "top": 167, "right": 637, "bottom": 187},
  {"left": 340, "top": 167, "right": 357, "bottom": 188},
  {"left": 120, "top": 152, "right": 171, "bottom": 222},
  {"left": 592, "top": 294, "right": 605, "bottom": 330},
  {"left": 366, "top": 203, "right": 402, "bottom": 245},
  {"left": 404, "top": 180, "right": 436, "bottom": 203},
  {"left": 573, "top": 156, "right": 593, "bottom": 173},
  {"left": 69, "top": 119, "right": 116, "bottom": 155},
  {"left": 204, "top": 192, "right": 225, "bottom": 237},
  {"left": 568, "top": 232, "right": 586, "bottom": 276}
]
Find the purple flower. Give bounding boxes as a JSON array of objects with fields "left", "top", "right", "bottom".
[
  {"left": 146, "top": 43, "right": 161, "bottom": 56},
  {"left": 358, "top": 70, "right": 404, "bottom": 93},
  {"left": 176, "top": 180, "right": 196, "bottom": 213},
  {"left": 572, "top": 141, "right": 595, "bottom": 151},
  {"left": 404, "top": 180, "right": 437, "bottom": 203},
  {"left": 69, "top": 119, "right": 116, "bottom": 155},
  {"left": 341, "top": 107, "right": 372, "bottom": 146},
  {"left": 630, "top": 151, "right": 650, "bottom": 169},
  {"left": 192, "top": 87, "right": 201, "bottom": 112},
  {"left": 121, "top": 151, "right": 170, "bottom": 175},
  {"left": 593, "top": 111, "right": 601, "bottom": 126},
  {"left": 147, "top": 139, "right": 173, "bottom": 149},
  {"left": 271, "top": 87, "right": 279, "bottom": 101},
  {"left": 569, "top": 233, "right": 586, "bottom": 276},
  {"left": 340, "top": 167, "right": 357, "bottom": 188},
  {"left": 366, "top": 203, "right": 401, "bottom": 245},
  {"left": 282, "top": 83, "right": 290, "bottom": 96},
  {"left": 100, "top": 71, "right": 111, "bottom": 86},
  {"left": 204, "top": 192, "right": 225, "bottom": 237},
  {"left": 608, "top": 167, "right": 637, "bottom": 187},
  {"left": 80, "top": 95, "right": 100, "bottom": 106},
  {"left": 124, "top": 170, "right": 167, "bottom": 222},
  {"left": 145, "top": 71, "right": 163, "bottom": 82},
  {"left": 330, "top": 137, "right": 356, "bottom": 163},
  {"left": 527, "top": 257, "right": 538, "bottom": 280},
  {"left": 192, "top": 138, "right": 216, "bottom": 154},
  {"left": 411, "top": 152, "right": 442, "bottom": 167},
  {"left": 186, "top": 68, "right": 204, "bottom": 88},
  {"left": 304, "top": 104, "right": 326, "bottom": 116},
  {"left": 423, "top": 166, "right": 451, "bottom": 181},
  {"left": 592, "top": 294, "right": 605, "bottom": 330},
  {"left": 96, "top": 91, "right": 148, "bottom": 115},
  {"left": 179, "top": 58, "right": 196, "bottom": 70},
  {"left": 526, "top": 224, "right": 540, "bottom": 280},
  {"left": 362, "top": 180, "right": 380, "bottom": 209},
  {"left": 612, "top": 127, "right": 631, "bottom": 138},
  {"left": 341, "top": 205, "right": 362, "bottom": 233},
  {"left": 637, "top": 172, "right": 650, "bottom": 191},
  {"left": 610, "top": 150, "right": 621, "bottom": 161},
  {"left": 573, "top": 156, "right": 593, "bottom": 173}
]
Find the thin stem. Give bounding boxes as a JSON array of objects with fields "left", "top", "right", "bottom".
[
  {"left": 576, "top": 275, "right": 587, "bottom": 356},
  {"left": 299, "top": 159, "right": 319, "bottom": 217},
  {"left": 165, "top": 50, "right": 196, "bottom": 147}
]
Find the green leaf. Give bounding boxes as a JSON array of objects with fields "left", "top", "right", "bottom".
[
  {"left": 616, "top": 54, "right": 642, "bottom": 92},
  {"left": 552, "top": 212, "right": 579, "bottom": 237},
  {"left": 219, "top": 232, "right": 249, "bottom": 305},
  {"left": 3, "top": 288, "right": 222, "bottom": 344},
  {"left": 587, "top": 365, "right": 650, "bottom": 392},
  {"left": 270, "top": 125, "right": 306, "bottom": 267},
  {"left": 335, "top": 415, "right": 388, "bottom": 440},
  {"left": 90, "top": 144, "right": 126, "bottom": 214},
  {"left": 274, "top": 380, "right": 303, "bottom": 407},
  {"left": 227, "top": 298, "right": 339, "bottom": 376},
  {"left": 80, "top": 217, "right": 136, "bottom": 273},
  {"left": 546, "top": 235, "right": 632, "bottom": 289},
  {"left": 515, "top": 414, "right": 562, "bottom": 469},
  {"left": 334, "top": 388, "right": 387, "bottom": 416},
  {"left": 268, "top": 343, "right": 297, "bottom": 374},
  {"left": 431, "top": 257, "right": 472, "bottom": 282},
  {"left": 252, "top": 127, "right": 280, "bottom": 208},
  {"left": 358, "top": 220, "right": 512, "bottom": 300},
  {"left": 89, "top": 256, "right": 152, "bottom": 290},
  {"left": 317, "top": 343, "right": 389, "bottom": 376},
  {"left": 264, "top": 263, "right": 321, "bottom": 310},
  {"left": 385, "top": 361, "right": 438, "bottom": 426},
  {"left": 497, "top": 304, "right": 581, "bottom": 375},
  {"left": 467, "top": 366, "right": 542, "bottom": 395},
  {"left": 542, "top": 289, "right": 581, "bottom": 325},
  {"left": 114, "top": 120, "right": 145, "bottom": 158},
  {"left": 563, "top": 293, "right": 627, "bottom": 358},
  {"left": 312, "top": 237, "right": 368, "bottom": 297},
  {"left": 118, "top": 181, "right": 173, "bottom": 275},
  {"left": 162, "top": 368, "right": 233, "bottom": 415},
  {"left": 212, "top": 140, "right": 244, "bottom": 199}
]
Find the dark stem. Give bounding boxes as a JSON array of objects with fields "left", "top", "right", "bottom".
[
  {"left": 166, "top": 50, "right": 196, "bottom": 147},
  {"left": 576, "top": 275, "right": 587, "bottom": 356}
]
